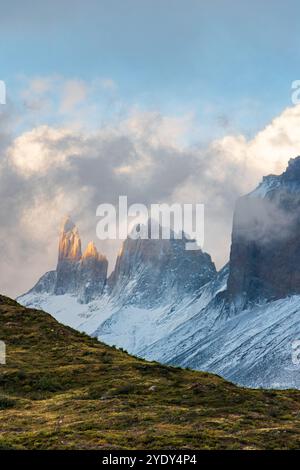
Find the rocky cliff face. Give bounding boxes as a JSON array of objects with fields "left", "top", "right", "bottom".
[
  {"left": 108, "top": 224, "right": 216, "bottom": 307},
  {"left": 78, "top": 242, "right": 108, "bottom": 303},
  {"left": 55, "top": 217, "right": 82, "bottom": 295},
  {"left": 19, "top": 157, "right": 300, "bottom": 390},
  {"left": 228, "top": 156, "right": 300, "bottom": 309},
  {"left": 30, "top": 217, "right": 108, "bottom": 303},
  {"left": 27, "top": 218, "right": 216, "bottom": 307}
]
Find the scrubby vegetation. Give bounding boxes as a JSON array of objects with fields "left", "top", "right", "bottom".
[{"left": 0, "top": 295, "right": 300, "bottom": 449}]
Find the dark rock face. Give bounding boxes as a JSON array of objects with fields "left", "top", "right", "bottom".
[
  {"left": 54, "top": 259, "right": 80, "bottom": 295},
  {"left": 78, "top": 242, "right": 108, "bottom": 303},
  {"left": 28, "top": 270, "right": 57, "bottom": 295},
  {"left": 228, "top": 156, "right": 300, "bottom": 309},
  {"left": 108, "top": 226, "right": 216, "bottom": 307}
]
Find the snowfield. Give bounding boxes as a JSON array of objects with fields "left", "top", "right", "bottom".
[{"left": 19, "top": 264, "right": 300, "bottom": 389}]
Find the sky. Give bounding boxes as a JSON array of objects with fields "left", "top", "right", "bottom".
[{"left": 1, "top": 0, "right": 300, "bottom": 297}]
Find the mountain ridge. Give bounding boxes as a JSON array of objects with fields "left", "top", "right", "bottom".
[
  {"left": 18, "top": 157, "right": 300, "bottom": 390},
  {"left": 1, "top": 295, "right": 300, "bottom": 450}
]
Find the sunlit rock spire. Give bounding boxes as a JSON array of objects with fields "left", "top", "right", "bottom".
[
  {"left": 58, "top": 216, "right": 82, "bottom": 262},
  {"left": 55, "top": 217, "right": 82, "bottom": 295},
  {"left": 82, "top": 241, "right": 102, "bottom": 260},
  {"left": 55, "top": 218, "right": 108, "bottom": 301}
]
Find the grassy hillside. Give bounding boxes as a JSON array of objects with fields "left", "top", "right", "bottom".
[{"left": 0, "top": 295, "right": 300, "bottom": 449}]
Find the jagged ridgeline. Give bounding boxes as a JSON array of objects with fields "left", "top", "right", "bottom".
[
  {"left": 1, "top": 295, "right": 300, "bottom": 450},
  {"left": 19, "top": 157, "right": 300, "bottom": 390},
  {"left": 29, "top": 216, "right": 216, "bottom": 305}
]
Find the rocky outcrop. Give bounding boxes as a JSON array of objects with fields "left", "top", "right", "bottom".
[
  {"left": 58, "top": 217, "right": 82, "bottom": 262},
  {"left": 27, "top": 270, "right": 57, "bottom": 295},
  {"left": 30, "top": 217, "right": 108, "bottom": 303},
  {"left": 108, "top": 223, "right": 216, "bottom": 307},
  {"left": 78, "top": 242, "right": 108, "bottom": 303},
  {"left": 28, "top": 217, "right": 216, "bottom": 308},
  {"left": 228, "top": 156, "right": 300, "bottom": 309},
  {"left": 55, "top": 217, "right": 82, "bottom": 295}
]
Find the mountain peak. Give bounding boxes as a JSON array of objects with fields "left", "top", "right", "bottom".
[
  {"left": 61, "top": 215, "right": 76, "bottom": 234},
  {"left": 82, "top": 241, "right": 102, "bottom": 260},
  {"left": 58, "top": 217, "right": 82, "bottom": 262},
  {"left": 282, "top": 155, "right": 300, "bottom": 181},
  {"left": 249, "top": 156, "right": 300, "bottom": 200},
  {"left": 109, "top": 220, "right": 216, "bottom": 306},
  {"left": 82, "top": 241, "right": 106, "bottom": 261},
  {"left": 128, "top": 218, "right": 159, "bottom": 239}
]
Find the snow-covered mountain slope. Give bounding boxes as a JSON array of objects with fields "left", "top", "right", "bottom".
[
  {"left": 18, "top": 262, "right": 300, "bottom": 389},
  {"left": 107, "top": 221, "right": 216, "bottom": 307},
  {"left": 18, "top": 157, "right": 300, "bottom": 390},
  {"left": 19, "top": 221, "right": 220, "bottom": 355},
  {"left": 142, "top": 294, "right": 300, "bottom": 389},
  {"left": 19, "top": 215, "right": 219, "bottom": 349},
  {"left": 93, "top": 264, "right": 228, "bottom": 354}
]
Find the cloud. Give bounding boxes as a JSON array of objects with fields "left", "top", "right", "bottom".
[
  {"left": 233, "top": 195, "right": 299, "bottom": 246},
  {"left": 1, "top": 103, "right": 300, "bottom": 297},
  {"left": 7, "top": 126, "right": 81, "bottom": 176},
  {"left": 18, "top": 76, "right": 120, "bottom": 127},
  {"left": 60, "top": 79, "right": 88, "bottom": 113},
  {"left": 214, "top": 104, "right": 300, "bottom": 177},
  {"left": 167, "top": 105, "right": 300, "bottom": 269},
  {"left": 20, "top": 76, "right": 58, "bottom": 113},
  {"left": 22, "top": 76, "right": 55, "bottom": 97},
  {"left": 122, "top": 110, "right": 194, "bottom": 149}
]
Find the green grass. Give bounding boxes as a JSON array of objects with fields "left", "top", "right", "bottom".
[{"left": 0, "top": 294, "right": 300, "bottom": 449}]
